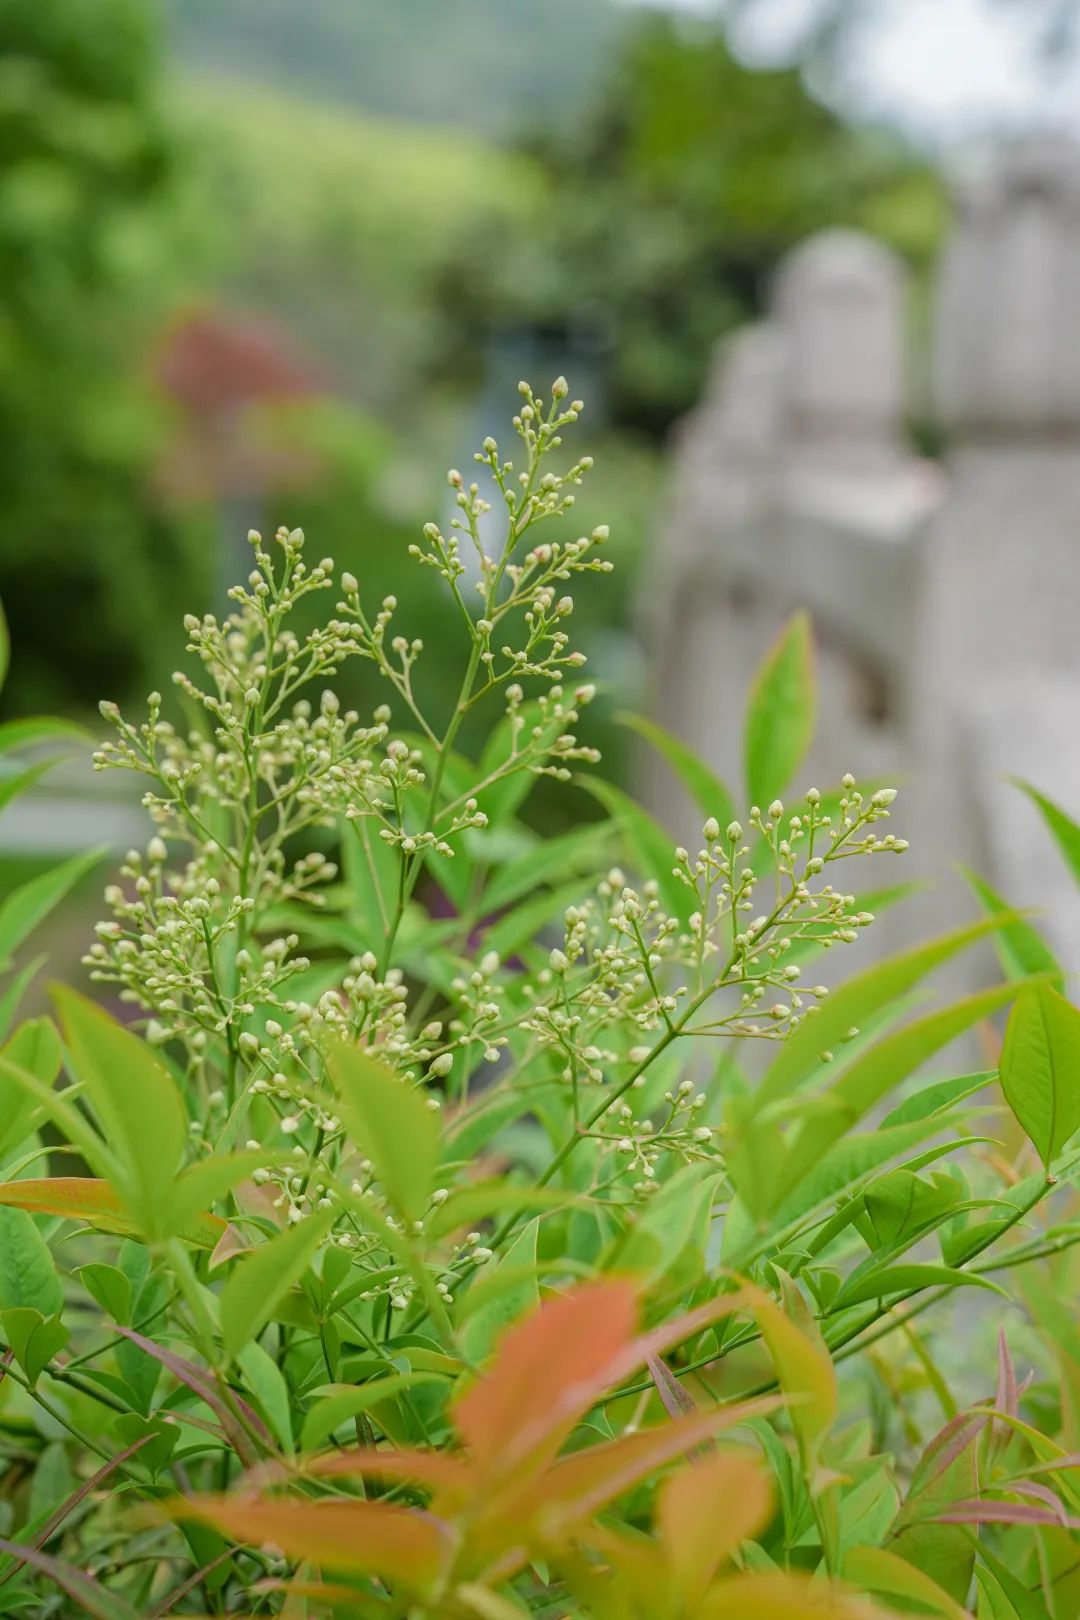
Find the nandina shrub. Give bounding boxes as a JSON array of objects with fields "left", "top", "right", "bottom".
[{"left": 0, "top": 383, "right": 1078, "bottom": 1616}]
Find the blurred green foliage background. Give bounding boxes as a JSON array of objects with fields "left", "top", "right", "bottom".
[{"left": 0, "top": 0, "right": 944, "bottom": 777}]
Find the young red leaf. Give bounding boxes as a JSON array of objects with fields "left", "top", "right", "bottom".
[
  {"left": 171, "top": 1496, "right": 452, "bottom": 1587},
  {"left": 453, "top": 1277, "right": 639, "bottom": 1482},
  {"left": 0, "top": 1178, "right": 226, "bottom": 1248},
  {"left": 658, "top": 1449, "right": 773, "bottom": 1606},
  {"left": 509, "top": 1398, "right": 783, "bottom": 1539}
]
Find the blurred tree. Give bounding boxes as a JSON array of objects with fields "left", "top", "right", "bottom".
[
  {"left": 439, "top": 13, "right": 946, "bottom": 437},
  {"left": 0, "top": 0, "right": 209, "bottom": 714}
]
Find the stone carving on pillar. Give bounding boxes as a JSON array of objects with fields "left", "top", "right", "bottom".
[
  {"left": 917, "top": 136, "right": 1080, "bottom": 969},
  {"left": 644, "top": 230, "right": 943, "bottom": 864}
]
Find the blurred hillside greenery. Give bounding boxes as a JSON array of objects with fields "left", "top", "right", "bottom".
[
  {"left": 0, "top": 0, "right": 944, "bottom": 791},
  {"left": 162, "top": 0, "right": 623, "bottom": 135}
]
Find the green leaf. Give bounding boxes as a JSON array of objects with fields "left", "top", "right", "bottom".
[
  {"left": 831, "top": 1263, "right": 1006, "bottom": 1312},
  {"left": 723, "top": 1102, "right": 787, "bottom": 1225},
  {"left": 0, "top": 849, "right": 104, "bottom": 971},
  {"left": 52, "top": 987, "right": 186, "bottom": 1238},
  {"left": 424, "top": 1181, "right": 576, "bottom": 1240},
  {"left": 844, "top": 1547, "right": 969, "bottom": 1620},
  {"left": 961, "top": 866, "right": 1064, "bottom": 992},
  {"left": 1000, "top": 982, "right": 1080, "bottom": 1171},
  {"left": 476, "top": 700, "right": 554, "bottom": 825},
  {"left": 219, "top": 1207, "right": 334, "bottom": 1361},
  {"left": 778, "top": 981, "right": 1020, "bottom": 1200},
  {"left": 165, "top": 1150, "right": 283, "bottom": 1241},
  {"left": 617, "top": 711, "right": 737, "bottom": 830},
  {"left": 459, "top": 1219, "right": 540, "bottom": 1366},
  {"left": 579, "top": 776, "right": 690, "bottom": 923},
  {"left": 0, "top": 955, "right": 45, "bottom": 1045},
  {"left": 881, "top": 1071, "right": 994, "bottom": 1129},
  {"left": 860, "top": 1168, "right": 964, "bottom": 1249},
  {"left": 0, "top": 1017, "right": 60, "bottom": 1161},
  {"left": 300, "top": 1371, "right": 447, "bottom": 1452},
  {"left": 340, "top": 816, "right": 399, "bottom": 952},
  {"left": 974, "top": 1543, "right": 1050, "bottom": 1620},
  {"left": 611, "top": 1163, "right": 719, "bottom": 1287},
  {"left": 0, "top": 760, "right": 56, "bottom": 818},
  {"left": 443, "top": 1083, "right": 562, "bottom": 1163},
  {"left": 113, "top": 1413, "right": 178, "bottom": 1479},
  {"left": 743, "top": 610, "right": 816, "bottom": 807},
  {"left": 238, "top": 1339, "right": 295, "bottom": 1452},
  {"left": 78, "top": 1263, "right": 133, "bottom": 1325},
  {"left": 0, "top": 715, "right": 91, "bottom": 758},
  {"left": 0, "top": 1207, "right": 62, "bottom": 1316},
  {"left": 484, "top": 823, "right": 611, "bottom": 913},
  {"left": 326, "top": 1044, "right": 439, "bottom": 1223},
  {"left": 1013, "top": 779, "right": 1080, "bottom": 884},
  {"left": 2, "top": 1308, "right": 69, "bottom": 1385},
  {"left": 481, "top": 879, "right": 597, "bottom": 962},
  {"left": 754, "top": 915, "right": 1018, "bottom": 1114}
]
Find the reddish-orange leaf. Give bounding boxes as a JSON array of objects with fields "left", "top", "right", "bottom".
[
  {"left": 454, "top": 1278, "right": 639, "bottom": 1482},
  {"left": 170, "top": 1496, "right": 452, "bottom": 1588},
  {"left": 0, "top": 1178, "right": 225, "bottom": 1248},
  {"left": 658, "top": 1449, "right": 772, "bottom": 1605},
  {"left": 505, "top": 1398, "right": 783, "bottom": 1539}
]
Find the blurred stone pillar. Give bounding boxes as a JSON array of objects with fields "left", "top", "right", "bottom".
[
  {"left": 915, "top": 138, "right": 1080, "bottom": 970},
  {"left": 644, "top": 230, "right": 942, "bottom": 865}
]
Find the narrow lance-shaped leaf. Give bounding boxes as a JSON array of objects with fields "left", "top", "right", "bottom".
[
  {"left": 0, "top": 715, "right": 91, "bottom": 758},
  {"left": 168, "top": 1496, "right": 450, "bottom": 1589},
  {"left": 961, "top": 865, "right": 1064, "bottom": 992},
  {"left": 0, "top": 848, "right": 104, "bottom": 971},
  {"left": 579, "top": 776, "right": 692, "bottom": 925},
  {"left": 658, "top": 1450, "right": 772, "bottom": 1607},
  {"left": 52, "top": 986, "right": 187, "bottom": 1238},
  {"left": 0, "top": 1016, "right": 60, "bottom": 1161},
  {"left": 1000, "top": 981, "right": 1080, "bottom": 1171},
  {"left": 459, "top": 1217, "right": 540, "bottom": 1366},
  {"left": 301, "top": 1372, "right": 449, "bottom": 1453},
  {"left": 778, "top": 980, "right": 1021, "bottom": 1203},
  {"left": 743, "top": 609, "right": 816, "bottom": 808},
  {"left": 1013, "top": 778, "right": 1080, "bottom": 885},
  {"left": 754, "top": 913, "right": 1018, "bottom": 1113},
  {"left": 327, "top": 1043, "right": 439, "bottom": 1223},
  {"left": 751, "top": 1276, "right": 837, "bottom": 1464},
  {"left": 220, "top": 1206, "right": 334, "bottom": 1361},
  {"left": 0, "top": 1178, "right": 226, "bottom": 1248},
  {"left": 617, "top": 711, "right": 738, "bottom": 832}
]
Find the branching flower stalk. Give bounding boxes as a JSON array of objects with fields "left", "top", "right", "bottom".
[{"left": 86, "top": 380, "right": 906, "bottom": 1318}]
